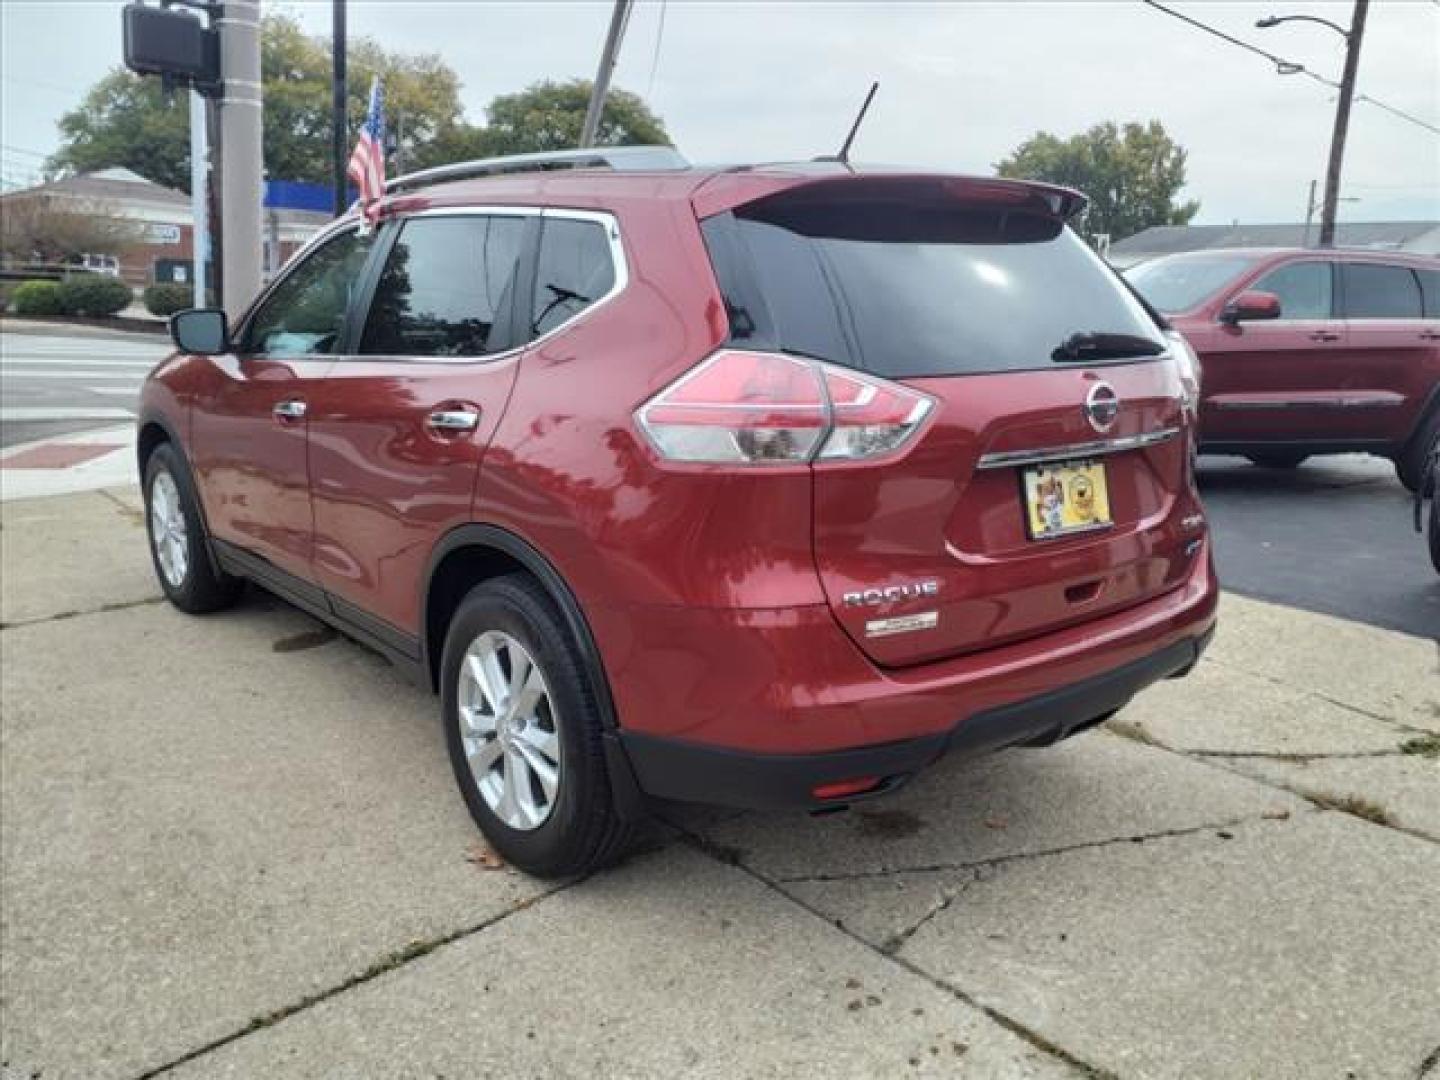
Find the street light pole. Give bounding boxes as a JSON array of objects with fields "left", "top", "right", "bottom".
[
  {"left": 1318, "top": 0, "right": 1367, "bottom": 247},
  {"left": 1258, "top": 1, "right": 1369, "bottom": 248}
]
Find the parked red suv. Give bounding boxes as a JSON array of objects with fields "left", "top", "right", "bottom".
[
  {"left": 140, "top": 148, "right": 1217, "bottom": 876},
  {"left": 1126, "top": 248, "right": 1440, "bottom": 489}
]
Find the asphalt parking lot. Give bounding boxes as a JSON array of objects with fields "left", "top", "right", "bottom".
[{"left": 1, "top": 485, "right": 1437, "bottom": 1080}]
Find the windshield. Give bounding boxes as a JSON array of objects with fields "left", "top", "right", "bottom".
[
  {"left": 1125, "top": 253, "right": 1261, "bottom": 314},
  {"left": 703, "top": 200, "right": 1166, "bottom": 379}
]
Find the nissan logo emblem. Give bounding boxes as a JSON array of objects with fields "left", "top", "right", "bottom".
[{"left": 1085, "top": 382, "right": 1120, "bottom": 433}]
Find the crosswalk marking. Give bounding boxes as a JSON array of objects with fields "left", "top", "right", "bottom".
[
  {"left": 1, "top": 407, "right": 135, "bottom": 421},
  {"left": 1, "top": 369, "right": 148, "bottom": 380}
]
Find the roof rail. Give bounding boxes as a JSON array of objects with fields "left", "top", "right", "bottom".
[{"left": 384, "top": 145, "right": 688, "bottom": 195}]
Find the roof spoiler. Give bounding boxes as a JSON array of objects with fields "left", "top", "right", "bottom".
[{"left": 384, "top": 145, "right": 689, "bottom": 196}]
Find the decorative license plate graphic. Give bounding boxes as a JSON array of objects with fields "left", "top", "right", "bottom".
[{"left": 1022, "top": 459, "right": 1113, "bottom": 540}]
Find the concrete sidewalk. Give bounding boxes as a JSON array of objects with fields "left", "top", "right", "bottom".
[{"left": 2, "top": 487, "right": 1437, "bottom": 1079}]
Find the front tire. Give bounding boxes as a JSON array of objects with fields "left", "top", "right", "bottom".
[
  {"left": 441, "top": 574, "right": 632, "bottom": 878},
  {"left": 143, "top": 443, "right": 242, "bottom": 614}
]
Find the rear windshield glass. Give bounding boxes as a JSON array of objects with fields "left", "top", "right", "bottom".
[
  {"left": 702, "top": 199, "right": 1164, "bottom": 379},
  {"left": 1125, "top": 253, "right": 1261, "bottom": 314}
]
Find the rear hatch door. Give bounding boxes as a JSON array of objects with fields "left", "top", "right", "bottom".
[{"left": 702, "top": 176, "right": 1193, "bottom": 667}]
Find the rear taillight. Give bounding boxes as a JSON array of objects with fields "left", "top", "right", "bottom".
[{"left": 636, "top": 349, "right": 933, "bottom": 466}]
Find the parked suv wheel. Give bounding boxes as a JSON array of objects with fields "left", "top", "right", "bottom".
[
  {"left": 143, "top": 444, "right": 242, "bottom": 613},
  {"left": 441, "top": 575, "right": 632, "bottom": 878},
  {"left": 1396, "top": 414, "right": 1440, "bottom": 493}
]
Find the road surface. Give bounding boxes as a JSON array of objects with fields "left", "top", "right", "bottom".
[{"left": 0, "top": 329, "right": 167, "bottom": 449}]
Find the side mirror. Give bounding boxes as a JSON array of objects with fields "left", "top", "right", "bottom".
[
  {"left": 170, "top": 308, "right": 229, "bottom": 355},
  {"left": 1220, "top": 290, "right": 1281, "bottom": 325}
]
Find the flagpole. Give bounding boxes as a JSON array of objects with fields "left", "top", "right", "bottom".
[{"left": 331, "top": 0, "right": 347, "bottom": 216}]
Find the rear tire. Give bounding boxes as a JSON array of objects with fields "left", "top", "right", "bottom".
[
  {"left": 143, "top": 443, "right": 243, "bottom": 614},
  {"left": 1429, "top": 490, "right": 1440, "bottom": 575},
  {"left": 1395, "top": 414, "right": 1440, "bottom": 493},
  {"left": 441, "top": 574, "right": 633, "bottom": 878},
  {"left": 1246, "top": 451, "right": 1308, "bottom": 469}
]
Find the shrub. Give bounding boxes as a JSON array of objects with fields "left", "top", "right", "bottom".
[
  {"left": 56, "top": 273, "right": 133, "bottom": 317},
  {"left": 11, "top": 279, "right": 65, "bottom": 318},
  {"left": 143, "top": 282, "right": 195, "bottom": 318}
]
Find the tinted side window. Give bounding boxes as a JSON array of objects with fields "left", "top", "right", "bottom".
[
  {"left": 530, "top": 218, "right": 616, "bottom": 337},
  {"left": 243, "top": 229, "right": 372, "bottom": 356},
  {"left": 1342, "top": 263, "right": 1423, "bottom": 319},
  {"left": 1250, "top": 261, "right": 1332, "bottom": 320},
  {"left": 1416, "top": 267, "right": 1440, "bottom": 318},
  {"left": 359, "top": 216, "right": 526, "bottom": 357}
]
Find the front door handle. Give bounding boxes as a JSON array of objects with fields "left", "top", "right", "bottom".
[
  {"left": 273, "top": 399, "right": 307, "bottom": 421},
  {"left": 1308, "top": 330, "right": 1341, "bottom": 342},
  {"left": 1419, "top": 330, "right": 1440, "bottom": 342},
  {"left": 426, "top": 407, "right": 481, "bottom": 433}
]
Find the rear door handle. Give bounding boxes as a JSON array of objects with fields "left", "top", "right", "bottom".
[
  {"left": 426, "top": 407, "right": 481, "bottom": 433},
  {"left": 273, "top": 399, "right": 307, "bottom": 421},
  {"left": 1419, "top": 330, "right": 1440, "bottom": 341},
  {"left": 1308, "top": 331, "right": 1341, "bottom": 342}
]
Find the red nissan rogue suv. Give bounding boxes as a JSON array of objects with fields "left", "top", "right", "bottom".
[{"left": 140, "top": 147, "right": 1217, "bottom": 877}]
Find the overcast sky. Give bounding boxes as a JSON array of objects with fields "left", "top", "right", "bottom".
[{"left": 2, "top": 0, "right": 1436, "bottom": 225}]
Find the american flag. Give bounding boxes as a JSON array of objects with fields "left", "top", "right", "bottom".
[{"left": 347, "top": 77, "right": 386, "bottom": 222}]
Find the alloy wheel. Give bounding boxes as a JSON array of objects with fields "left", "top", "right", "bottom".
[
  {"left": 149, "top": 469, "right": 189, "bottom": 588},
  {"left": 457, "top": 630, "right": 562, "bottom": 830}
]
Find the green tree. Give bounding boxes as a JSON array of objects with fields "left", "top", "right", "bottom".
[
  {"left": 472, "top": 79, "right": 670, "bottom": 157},
  {"left": 48, "top": 14, "right": 471, "bottom": 190},
  {"left": 996, "top": 121, "right": 1199, "bottom": 242},
  {"left": 49, "top": 72, "right": 192, "bottom": 191}
]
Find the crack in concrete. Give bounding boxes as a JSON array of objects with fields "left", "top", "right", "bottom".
[
  {"left": 1202, "top": 654, "right": 1436, "bottom": 738},
  {"left": 772, "top": 812, "right": 1298, "bottom": 888},
  {"left": 0, "top": 595, "right": 165, "bottom": 630},
  {"left": 127, "top": 881, "right": 575, "bottom": 1080},
  {"left": 1106, "top": 724, "right": 1440, "bottom": 846},
  {"left": 1417, "top": 1042, "right": 1440, "bottom": 1078},
  {"left": 1192, "top": 748, "right": 1412, "bottom": 762},
  {"left": 673, "top": 827, "right": 1118, "bottom": 1079},
  {"left": 98, "top": 487, "right": 145, "bottom": 524}
]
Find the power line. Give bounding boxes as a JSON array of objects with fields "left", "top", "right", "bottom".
[
  {"left": 646, "top": 0, "right": 668, "bottom": 100},
  {"left": 1140, "top": 0, "right": 1440, "bottom": 136}
]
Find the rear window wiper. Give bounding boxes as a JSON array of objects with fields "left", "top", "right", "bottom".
[{"left": 1052, "top": 331, "right": 1165, "bottom": 363}]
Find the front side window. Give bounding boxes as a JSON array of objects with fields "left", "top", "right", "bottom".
[
  {"left": 529, "top": 217, "right": 617, "bottom": 338},
  {"left": 359, "top": 215, "right": 527, "bottom": 357},
  {"left": 243, "top": 229, "right": 373, "bottom": 356},
  {"left": 1249, "top": 261, "right": 1333, "bottom": 320},
  {"left": 1341, "top": 263, "right": 1423, "bottom": 319},
  {"left": 1125, "top": 254, "right": 1261, "bottom": 314}
]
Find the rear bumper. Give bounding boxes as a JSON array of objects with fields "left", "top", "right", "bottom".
[{"left": 622, "top": 628, "right": 1212, "bottom": 809}]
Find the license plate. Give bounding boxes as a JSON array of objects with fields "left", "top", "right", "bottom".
[{"left": 1022, "top": 459, "right": 1113, "bottom": 540}]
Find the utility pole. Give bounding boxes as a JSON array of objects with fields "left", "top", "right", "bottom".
[
  {"left": 1318, "top": 0, "right": 1367, "bottom": 247},
  {"left": 1303, "top": 178, "right": 1317, "bottom": 248},
  {"left": 579, "top": 0, "right": 632, "bottom": 149},
  {"left": 218, "top": 0, "right": 262, "bottom": 319},
  {"left": 331, "top": 0, "right": 347, "bottom": 215}
]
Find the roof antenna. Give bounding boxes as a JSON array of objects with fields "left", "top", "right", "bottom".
[{"left": 817, "top": 81, "right": 878, "bottom": 166}]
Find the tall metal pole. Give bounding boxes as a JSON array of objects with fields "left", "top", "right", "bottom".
[
  {"left": 579, "top": 0, "right": 631, "bottom": 149},
  {"left": 188, "top": 88, "right": 208, "bottom": 307},
  {"left": 218, "top": 0, "right": 262, "bottom": 319},
  {"left": 1318, "top": 0, "right": 1368, "bottom": 248},
  {"left": 331, "top": 0, "right": 348, "bottom": 215},
  {"left": 1303, "top": 178, "right": 1317, "bottom": 249}
]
